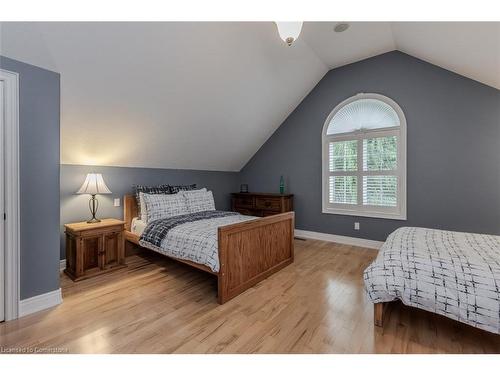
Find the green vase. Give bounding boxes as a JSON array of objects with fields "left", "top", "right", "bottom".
[{"left": 279, "top": 176, "right": 285, "bottom": 194}]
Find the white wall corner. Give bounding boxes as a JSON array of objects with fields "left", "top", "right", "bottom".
[
  {"left": 60, "top": 259, "right": 66, "bottom": 272},
  {"left": 19, "top": 288, "right": 62, "bottom": 318},
  {"left": 295, "top": 229, "right": 384, "bottom": 250}
]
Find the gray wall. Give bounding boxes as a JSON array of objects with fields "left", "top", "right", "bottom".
[
  {"left": 0, "top": 56, "right": 61, "bottom": 299},
  {"left": 239, "top": 51, "right": 500, "bottom": 241},
  {"left": 60, "top": 164, "right": 239, "bottom": 259}
]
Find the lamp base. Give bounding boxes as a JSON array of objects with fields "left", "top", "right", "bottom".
[{"left": 87, "top": 195, "right": 101, "bottom": 223}]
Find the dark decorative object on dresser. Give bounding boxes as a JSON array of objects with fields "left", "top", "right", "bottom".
[{"left": 231, "top": 192, "right": 293, "bottom": 217}]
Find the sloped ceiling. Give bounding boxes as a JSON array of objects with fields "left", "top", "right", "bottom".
[
  {"left": 1, "top": 22, "right": 498, "bottom": 171},
  {"left": 391, "top": 22, "right": 500, "bottom": 90}
]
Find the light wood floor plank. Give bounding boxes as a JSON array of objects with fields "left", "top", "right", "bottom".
[{"left": 1, "top": 239, "right": 499, "bottom": 353}]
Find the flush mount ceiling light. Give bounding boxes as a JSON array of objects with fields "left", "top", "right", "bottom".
[
  {"left": 275, "top": 22, "right": 303, "bottom": 46},
  {"left": 334, "top": 23, "right": 350, "bottom": 33}
]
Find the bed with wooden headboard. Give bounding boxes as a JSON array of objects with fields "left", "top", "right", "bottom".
[{"left": 123, "top": 194, "right": 294, "bottom": 304}]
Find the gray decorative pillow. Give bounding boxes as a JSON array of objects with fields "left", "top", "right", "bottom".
[
  {"left": 182, "top": 190, "right": 215, "bottom": 214},
  {"left": 142, "top": 193, "right": 189, "bottom": 223},
  {"left": 169, "top": 184, "right": 197, "bottom": 194}
]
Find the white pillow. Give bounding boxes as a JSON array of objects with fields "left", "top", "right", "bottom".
[
  {"left": 181, "top": 187, "right": 207, "bottom": 195},
  {"left": 142, "top": 192, "right": 189, "bottom": 223},
  {"left": 182, "top": 190, "right": 215, "bottom": 214}
]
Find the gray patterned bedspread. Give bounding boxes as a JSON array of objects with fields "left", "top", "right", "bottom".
[
  {"left": 364, "top": 227, "right": 500, "bottom": 334},
  {"left": 139, "top": 210, "right": 256, "bottom": 272}
]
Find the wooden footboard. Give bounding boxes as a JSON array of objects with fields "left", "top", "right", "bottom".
[{"left": 217, "top": 212, "right": 295, "bottom": 304}]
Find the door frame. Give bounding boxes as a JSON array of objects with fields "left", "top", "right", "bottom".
[{"left": 0, "top": 68, "right": 20, "bottom": 321}]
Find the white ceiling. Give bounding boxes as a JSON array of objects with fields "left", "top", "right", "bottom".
[
  {"left": 302, "top": 22, "right": 397, "bottom": 69},
  {"left": 392, "top": 22, "right": 500, "bottom": 90},
  {"left": 1, "top": 22, "right": 498, "bottom": 171}
]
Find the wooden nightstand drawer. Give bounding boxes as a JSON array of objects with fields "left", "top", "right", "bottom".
[
  {"left": 255, "top": 197, "right": 282, "bottom": 210},
  {"left": 233, "top": 196, "right": 255, "bottom": 209}
]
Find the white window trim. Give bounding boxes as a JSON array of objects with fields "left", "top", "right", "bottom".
[{"left": 322, "top": 93, "right": 407, "bottom": 220}]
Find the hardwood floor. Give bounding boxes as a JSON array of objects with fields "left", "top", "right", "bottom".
[{"left": 1, "top": 238, "right": 499, "bottom": 353}]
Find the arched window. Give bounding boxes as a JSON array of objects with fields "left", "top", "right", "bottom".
[{"left": 322, "top": 93, "right": 407, "bottom": 220}]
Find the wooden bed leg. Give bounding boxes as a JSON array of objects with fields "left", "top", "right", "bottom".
[
  {"left": 374, "top": 302, "right": 386, "bottom": 327},
  {"left": 125, "top": 239, "right": 139, "bottom": 257}
]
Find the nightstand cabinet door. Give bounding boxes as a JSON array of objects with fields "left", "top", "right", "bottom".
[
  {"left": 102, "top": 231, "right": 124, "bottom": 269},
  {"left": 82, "top": 235, "right": 102, "bottom": 274}
]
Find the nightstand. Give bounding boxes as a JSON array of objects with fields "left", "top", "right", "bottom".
[{"left": 64, "top": 218, "right": 126, "bottom": 281}]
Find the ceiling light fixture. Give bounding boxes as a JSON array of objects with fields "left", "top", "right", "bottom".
[
  {"left": 275, "top": 22, "right": 303, "bottom": 46},
  {"left": 334, "top": 23, "right": 350, "bottom": 33}
]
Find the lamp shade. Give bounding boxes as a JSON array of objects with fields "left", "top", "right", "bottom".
[
  {"left": 77, "top": 173, "right": 112, "bottom": 195},
  {"left": 275, "top": 22, "right": 303, "bottom": 46}
]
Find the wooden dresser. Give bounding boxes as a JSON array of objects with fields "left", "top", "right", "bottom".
[
  {"left": 231, "top": 192, "right": 293, "bottom": 217},
  {"left": 64, "top": 218, "right": 126, "bottom": 281}
]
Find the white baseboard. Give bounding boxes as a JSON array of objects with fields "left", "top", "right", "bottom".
[
  {"left": 19, "top": 288, "right": 63, "bottom": 317},
  {"left": 295, "top": 229, "right": 384, "bottom": 250},
  {"left": 60, "top": 259, "right": 66, "bottom": 272}
]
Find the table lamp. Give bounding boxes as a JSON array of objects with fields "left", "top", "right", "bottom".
[{"left": 76, "top": 173, "right": 112, "bottom": 223}]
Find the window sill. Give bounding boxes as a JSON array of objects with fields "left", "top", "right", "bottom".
[{"left": 322, "top": 207, "right": 407, "bottom": 221}]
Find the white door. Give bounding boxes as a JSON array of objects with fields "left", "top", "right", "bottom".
[{"left": 0, "top": 79, "right": 5, "bottom": 322}]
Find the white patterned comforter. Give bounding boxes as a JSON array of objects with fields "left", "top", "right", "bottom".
[
  {"left": 139, "top": 213, "right": 256, "bottom": 272},
  {"left": 364, "top": 227, "right": 500, "bottom": 334}
]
